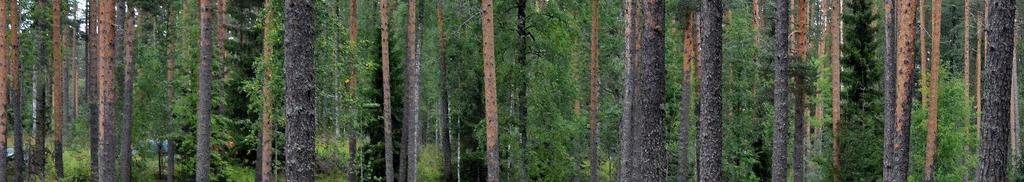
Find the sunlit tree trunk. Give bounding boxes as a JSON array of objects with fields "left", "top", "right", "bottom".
[
  {"left": 97, "top": 0, "right": 117, "bottom": 180},
  {"left": 977, "top": 0, "right": 1015, "bottom": 180},
  {"left": 698, "top": 0, "right": 724, "bottom": 180},
  {"left": 924, "top": 0, "right": 942, "bottom": 180},
  {"left": 50, "top": 0, "right": 64, "bottom": 178},
  {"left": 482, "top": 0, "right": 500, "bottom": 180},
  {"left": 886, "top": 0, "right": 916, "bottom": 181}
]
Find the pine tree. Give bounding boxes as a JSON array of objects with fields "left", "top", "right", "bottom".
[
  {"left": 977, "top": 0, "right": 1015, "bottom": 180},
  {"left": 437, "top": 0, "right": 452, "bottom": 180},
  {"left": 588, "top": 0, "right": 600, "bottom": 181},
  {"left": 258, "top": 0, "right": 274, "bottom": 181},
  {"left": 830, "top": 0, "right": 842, "bottom": 179},
  {"left": 117, "top": 10, "right": 136, "bottom": 182},
  {"left": 622, "top": 0, "right": 666, "bottom": 181},
  {"left": 97, "top": 0, "right": 117, "bottom": 180},
  {"left": 380, "top": 0, "right": 395, "bottom": 181},
  {"left": 771, "top": 0, "right": 792, "bottom": 180},
  {"left": 50, "top": 0, "right": 64, "bottom": 178},
  {"left": 0, "top": 0, "right": 9, "bottom": 180},
  {"left": 924, "top": 0, "right": 942, "bottom": 180},
  {"left": 887, "top": 0, "right": 917, "bottom": 180},
  {"left": 284, "top": 0, "right": 316, "bottom": 180},
  {"left": 197, "top": 0, "right": 214, "bottom": 180},
  {"left": 482, "top": 0, "right": 500, "bottom": 180},
  {"left": 698, "top": 0, "right": 724, "bottom": 180}
]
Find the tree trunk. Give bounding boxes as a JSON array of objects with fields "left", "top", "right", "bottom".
[
  {"left": 30, "top": 46, "right": 50, "bottom": 177},
  {"left": 698, "top": 0, "right": 723, "bottom": 180},
  {"left": 622, "top": 1, "right": 667, "bottom": 181},
  {"left": 924, "top": 0, "right": 942, "bottom": 180},
  {"left": 346, "top": 1, "right": 359, "bottom": 182},
  {"left": 829, "top": 0, "right": 842, "bottom": 180},
  {"left": 380, "top": 0, "right": 394, "bottom": 181},
  {"left": 197, "top": 0, "right": 214, "bottom": 180},
  {"left": 284, "top": 0, "right": 317, "bottom": 180},
  {"left": 886, "top": 0, "right": 916, "bottom": 181},
  {"left": 977, "top": 0, "right": 1015, "bottom": 180},
  {"left": 404, "top": 0, "right": 421, "bottom": 180},
  {"left": 1012, "top": 10, "right": 1021, "bottom": 166},
  {"left": 118, "top": 11, "right": 136, "bottom": 182},
  {"left": 793, "top": 0, "right": 809, "bottom": 181},
  {"left": 977, "top": 1, "right": 985, "bottom": 139},
  {"left": 9, "top": 0, "right": 27, "bottom": 180},
  {"left": 164, "top": 5, "right": 177, "bottom": 181},
  {"left": 918, "top": 0, "right": 928, "bottom": 103},
  {"left": 482, "top": 0, "right": 500, "bottom": 180},
  {"left": 258, "top": 0, "right": 274, "bottom": 181},
  {"left": 0, "top": 0, "right": 9, "bottom": 180},
  {"left": 96, "top": 0, "right": 117, "bottom": 180},
  {"left": 771, "top": 0, "right": 791, "bottom": 180},
  {"left": 86, "top": 0, "right": 98, "bottom": 179},
  {"left": 50, "top": 0, "right": 64, "bottom": 178},
  {"left": 618, "top": 0, "right": 635, "bottom": 179},
  {"left": 587, "top": 0, "right": 600, "bottom": 181},
  {"left": 437, "top": 0, "right": 452, "bottom": 180}
]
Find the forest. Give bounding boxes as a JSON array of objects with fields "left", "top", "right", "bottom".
[{"left": 0, "top": 0, "right": 1021, "bottom": 181}]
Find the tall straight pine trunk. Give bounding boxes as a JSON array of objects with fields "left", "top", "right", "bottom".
[
  {"left": 96, "top": 0, "right": 117, "bottom": 180},
  {"left": 284, "top": 0, "right": 317, "bottom": 180},
  {"left": 587, "top": 0, "right": 600, "bottom": 181},
  {"left": 698, "top": 0, "right": 724, "bottom": 180},
  {"left": 886, "top": 0, "right": 916, "bottom": 181},
  {"left": 977, "top": 0, "right": 1015, "bottom": 180},
  {"left": 924, "top": 0, "right": 942, "bottom": 180},
  {"left": 437, "top": 0, "right": 453, "bottom": 180},
  {"left": 51, "top": 0, "right": 65, "bottom": 178},
  {"left": 830, "top": 0, "right": 842, "bottom": 180},
  {"left": 403, "top": 0, "right": 421, "bottom": 180},
  {"left": 117, "top": 11, "right": 136, "bottom": 182},
  {"left": 0, "top": 0, "right": 9, "bottom": 180},
  {"left": 197, "top": 0, "right": 214, "bottom": 180},
  {"left": 482, "top": 0, "right": 500, "bottom": 180},
  {"left": 380, "top": 0, "right": 395, "bottom": 181},
  {"left": 771, "top": 0, "right": 791, "bottom": 180},
  {"left": 792, "top": 0, "right": 810, "bottom": 180}
]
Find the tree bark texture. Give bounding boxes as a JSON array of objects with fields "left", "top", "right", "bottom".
[
  {"left": 793, "top": 0, "right": 809, "bottom": 181},
  {"left": 482, "top": 0, "right": 500, "bottom": 180},
  {"left": 0, "top": 0, "right": 9, "bottom": 180},
  {"left": 887, "top": 0, "right": 916, "bottom": 181},
  {"left": 117, "top": 11, "right": 136, "bottom": 182},
  {"left": 618, "top": 0, "right": 636, "bottom": 180},
  {"left": 197, "top": 0, "right": 214, "bottom": 180},
  {"left": 284, "top": 0, "right": 317, "bottom": 180},
  {"left": 771, "top": 0, "right": 791, "bottom": 180},
  {"left": 50, "top": 0, "right": 64, "bottom": 178},
  {"left": 924, "top": 0, "right": 942, "bottom": 180},
  {"left": 699, "top": 0, "right": 724, "bottom": 180},
  {"left": 622, "top": 1, "right": 667, "bottom": 181},
  {"left": 380, "top": 0, "right": 395, "bottom": 181},
  {"left": 404, "top": 0, "right": 421, "bottom": 181},
  {"left": 977, "top": 0, "right": 1015, "bottom": 180},
  {"left": 97, "top": 0, "right": 117, "bottom": 180},
  {"left": 829, "top": 0, "right": 842, "bottom": 180},
  {"left": 588, "top": 0, "right": 600, "bottom": 181}
]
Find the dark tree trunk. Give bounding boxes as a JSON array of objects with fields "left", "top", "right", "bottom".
[
  {"left": 404, "top": 0, "right": 421, "bottom": 180},
  {"left": 771, "top": 0, "right": 791, "bottom": 180},
  {"left": 96, "top": 0, "right": 117, "bottom": 180},
  {"left": 437, "top": 0, "right": 452, "bottom": 180},
  {"left": 284, "top": 0, "right": 317, "bottom": 180},
  {"left": 258, "top": 0, "right": 274, "bottom": 181},
  {"left": 380, "top": 0, "right": 395, "bottom": 181},
  {"left": 29, "top": 48, "right": 52, "bottom": 177},
  {"left": 977, "top": 0, "right": 1015, "bottom": 180},
  {"left": 197, "top": 0, "right": 214, "bottom": 180},
  {"left": 50, "top": 0, "right": 64, "bottom": 178},
  {"left": 621, "top": 0, "right": 666, "bottom": 181},
  {"left": 886, "top": 0, "right": 915, "bottom": 181},
  {"left": 87, "top": 0, "right": 98, "bottom": 179},
  {"left": 792, "top": 0, "right": 809, "bottom": 180},
  {"left": 679, "top": 13, "right": 696, "bottom": 182},
  {"left": 698, "top": 0, "right": 724, "bottom": 180},
  {"left": 117, "top": 11, "right": 136, "bottom": 182},
  {"left": 482, "top": 0, "right": 500, "bottom": 180},
  {"left": 588, "top": 0, "right": 600, "bottom": 181},
  {"left": 216, "top": 0, "right": 227, "bottom": 116}
]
